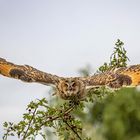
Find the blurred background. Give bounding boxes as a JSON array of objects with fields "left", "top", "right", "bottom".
[{"left": 0, "top": 0, "right": 140, "bottom": 139}]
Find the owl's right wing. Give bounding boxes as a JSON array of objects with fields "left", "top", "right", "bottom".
[
  {"left": 80, "top": 65, "right": 140, "bottom": 89},
  {"left": 0, "top": 58, "right": 60, "bottom": 86}
]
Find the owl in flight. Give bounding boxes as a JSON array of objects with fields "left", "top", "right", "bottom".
[{"left": 0, "top": 57, "right": 140, "bottom": 101}]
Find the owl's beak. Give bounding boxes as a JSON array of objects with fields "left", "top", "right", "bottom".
[{"left": 69, "top": 86, "right": 73, "bottom": 91}]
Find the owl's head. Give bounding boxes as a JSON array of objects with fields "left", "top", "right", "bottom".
[{"left": 57, "top": 78, "right": 86, "bottom": 100}]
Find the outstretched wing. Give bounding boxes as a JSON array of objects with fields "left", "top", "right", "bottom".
[
  {"left": 81, "top": 65, "right": 140, "bottom": 88},
  {"left": 115, "top": 65, "right": 140, "bottom": 86},
  {"left": 0, "top": 58, "right": 60, "bottom": 86}
]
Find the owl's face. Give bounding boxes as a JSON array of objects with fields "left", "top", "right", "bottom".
[{"left": 57, "top": 78, "right": 86, "bottom": 100}]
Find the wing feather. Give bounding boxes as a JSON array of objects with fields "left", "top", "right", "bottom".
[
  {"left": 81, "top": 65, "right": 140, "bottom": 88},
  {"left": 116, "top": 65, "right": 140, "bottom": 86},
  {"left": 0, "top": 58, "right": 60, "bottom": 85}
]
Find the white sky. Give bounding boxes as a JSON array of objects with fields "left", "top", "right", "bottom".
[{"left": 0, "top": 0, "right": 140, "bottom": 139}]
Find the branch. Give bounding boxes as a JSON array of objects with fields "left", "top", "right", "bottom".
[
  {"left": 39, "top": 103, "right": 76, "bottom": 128},
  {"left": 63, "top": 120, "right": 82, "bottom": 140},
  {"left": 22, "top": 108, "right": 37, "bottom": 140}
]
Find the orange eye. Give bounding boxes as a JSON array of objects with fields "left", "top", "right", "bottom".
[{"left": 62, "top": 82, "right": 68, "bottom": 88}]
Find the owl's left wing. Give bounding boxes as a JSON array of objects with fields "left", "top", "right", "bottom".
[
  {"left": 80, "top": 65, "right": 140, "bottom": 89},
  {"left": 0, "top": 58, "right": 60, "bottom": 86}
]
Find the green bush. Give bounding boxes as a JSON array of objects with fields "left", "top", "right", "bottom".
[{"left": 91, "top": 88, "right": 140, "bottom": 140}]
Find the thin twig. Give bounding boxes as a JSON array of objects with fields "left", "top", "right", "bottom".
[
  {"left": 3, "top": 127, "right": 10, "bottom": 140},
  {"left": 39, "top": 104, "right": 76, "bottom": 128},
  {"left": 22, "top": 108, "right": 37, "bottom": 140},
  {"left": 63, "top": 120, "right": 82, "bottom": 140}
]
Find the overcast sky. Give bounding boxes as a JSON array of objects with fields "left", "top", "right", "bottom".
[{"left": 0, "top": 0, "right": 140, "bottom": 139}]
